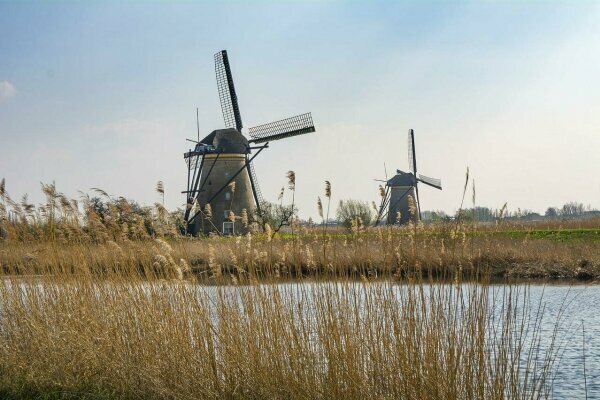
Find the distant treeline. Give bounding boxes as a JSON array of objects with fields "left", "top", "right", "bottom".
[
  {"left": 422, "top": 202, "right": 600, "bottom": 222},
  {"left": 304, "top": 200, "right": 600, "bottom": 227}
]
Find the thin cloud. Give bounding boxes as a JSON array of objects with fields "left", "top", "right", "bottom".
[{"left": 0, "top": 80, "right": 16, "bottom": 102}]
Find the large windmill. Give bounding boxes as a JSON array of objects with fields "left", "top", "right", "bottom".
[
  {"left": 374, "top": 129, "right": 442, "bottom": 225},
  {"left": 183, "top": 50, "right": 316, "bottom": 235}
]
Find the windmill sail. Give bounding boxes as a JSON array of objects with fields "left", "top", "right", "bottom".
[
  {"left": 249, "top": 113, "right": 315, "bottom": 144},
  {"left": 418, "top": 174, "right": 442, "bottom": 190},
  {"left": 215, "top": 50, "right": 243, "bottom": 131},
  {"left": 247, "top": 160, "right": 264, "bottom": 206},
  {"left": 186, "top": 153, "right": 202, "bottom": 170},
  {"left": 414, "top": 184, "right": 422, "bottom": 220},
  {"left": 408, "top": 129, "right": 417, "bottom": 174}
]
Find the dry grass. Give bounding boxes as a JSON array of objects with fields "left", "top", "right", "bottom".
[
  {"left": 0, "top": 268, "right": 561, "bottom": 399},
  {"left": 1, "top": 221, "right": 598, "bottom": 282},
  {"left": 1, "top": 180, "right": 598, "bottom": 280}
]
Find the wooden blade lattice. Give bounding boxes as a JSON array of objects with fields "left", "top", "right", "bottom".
[
  {"left": 215, "top": 50, "right": 243, "bottom": 131},
  {"left": 418, "top": 174, "right": 442, "bottom": 190},
  {"left": 249, "top": 113, "right": 315, "bottom": 144}
]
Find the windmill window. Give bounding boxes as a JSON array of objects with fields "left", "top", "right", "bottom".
[
  {"left": 224, "top": 210, "right": 232, "bottom": 219},
  {"left": 223, "top": 222, "right": 234, "bottom": 235},
  {"left": 225, "top": 192, "right": 231, "bottom": 200}
]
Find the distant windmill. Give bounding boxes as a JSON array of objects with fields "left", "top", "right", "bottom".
[
  {"left": 374, "top": 129, "right": 442, "bottom": 225},
  {"left": 183, "top": 50, "right": 316, "bottom": 235}
]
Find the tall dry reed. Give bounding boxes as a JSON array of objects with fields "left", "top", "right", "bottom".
[{"left": 0, "top": 268, "right": 560, "bottom": 399}]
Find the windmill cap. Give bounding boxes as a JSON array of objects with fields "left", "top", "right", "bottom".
[
  {"left": 387, "top": 170, "right": 417, "bottom": 187},
  {"left": 200, "top": 128, "right": 249, "bottom": 154}
]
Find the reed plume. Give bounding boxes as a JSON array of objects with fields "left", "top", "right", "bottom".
[
  {"left": 408, "top": 194, "right": 417, "bottom": 217},
  {"left": 317, "top": 196, "right": 323, "bottom": 219},
  {"left": 156, "top": 180, "right": 165, "bottom": 206},
  {"left": 458, "top": 166, "right": 470, "bottom": 215},
  {"left": 228, "top": 181, "right": 236, "bottom": 208},
  {"left": 286, "top": 171, "right": 296, "bottom": 191},
  {"left": 241, "top": 209, "right": 248, "bottom": 227},
  {"left": 287, "top": 171, "right": 296, "bottom": 235},
  {"left": 91, "top": 187, "right": 111, "bottom": 199},
  {"left": 324, "top": 180, "right": 332, "bottom": 237}
]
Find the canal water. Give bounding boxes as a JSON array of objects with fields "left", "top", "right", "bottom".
[
  {"left": 522, "top": 284, "right": 599, "bottom": 399},
  {"left": 198, "top": 282, "right": 599, "bottom": 399}
]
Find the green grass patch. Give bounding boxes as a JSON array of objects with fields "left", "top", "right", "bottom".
[{"left": 494, "top": 228, "right": 600, "bottom": 241}]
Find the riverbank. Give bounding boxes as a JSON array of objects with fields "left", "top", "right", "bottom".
[{"left": 1, "top": 223, "right": 598, "bottom": 282}]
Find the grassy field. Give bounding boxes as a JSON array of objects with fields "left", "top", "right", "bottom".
[
  {"left": 1, "top": 219, "right": 599, "bottom": 282},
  {"left": 496, "top": 228, "right": 600, "bottom": 241},
  {"left": 1, "top": 180, "right": 598, "bottom": 281}
]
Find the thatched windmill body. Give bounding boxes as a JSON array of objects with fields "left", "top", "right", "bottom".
[
  {"left": 375, "top": 129, "right": 442, "bottom": 225},
  {"left": 183, "top": 50, "right": 316, "bottom": 235}
]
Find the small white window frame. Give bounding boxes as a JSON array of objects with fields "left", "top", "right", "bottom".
[{"left": 223, "top": 222, "right": 234, "bottom": 235}]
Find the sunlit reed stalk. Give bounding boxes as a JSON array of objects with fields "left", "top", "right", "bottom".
[
  {"left": 322, "top": 181, "right": 333, "bottom": 266},
  {"left": 241, "top": 209, "right": 248, "bottom": 228},
  {"left": 452, "top": 167, "right": 471, "bottom": 263},
  {"left": 41, "top": 182, "right": 58, "bottom": 241},
  {"left": 156, "top": 180, "right": 165, "bottom": 206},
  {"left": 324, "top": 180, "right": 331, "bottom": 235},
  {"left": 228, "top": 181, "right": 236, "bottom": 209},
  {"left": 459, "top": 166, "right": 470, "bottom": 217},
  {"left": 287, "top": 171, "right": 296, "bottom": 236},
  {"left": 317, "top": 196, "right": 323, "bottom": 228},
  {"left": 471, "top": 178, "right": 476, "bottom": 259}
]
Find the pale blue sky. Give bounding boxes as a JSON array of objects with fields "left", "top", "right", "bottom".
[{"left": 1, "top": 1, "right": 599, "bottom": 218}]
